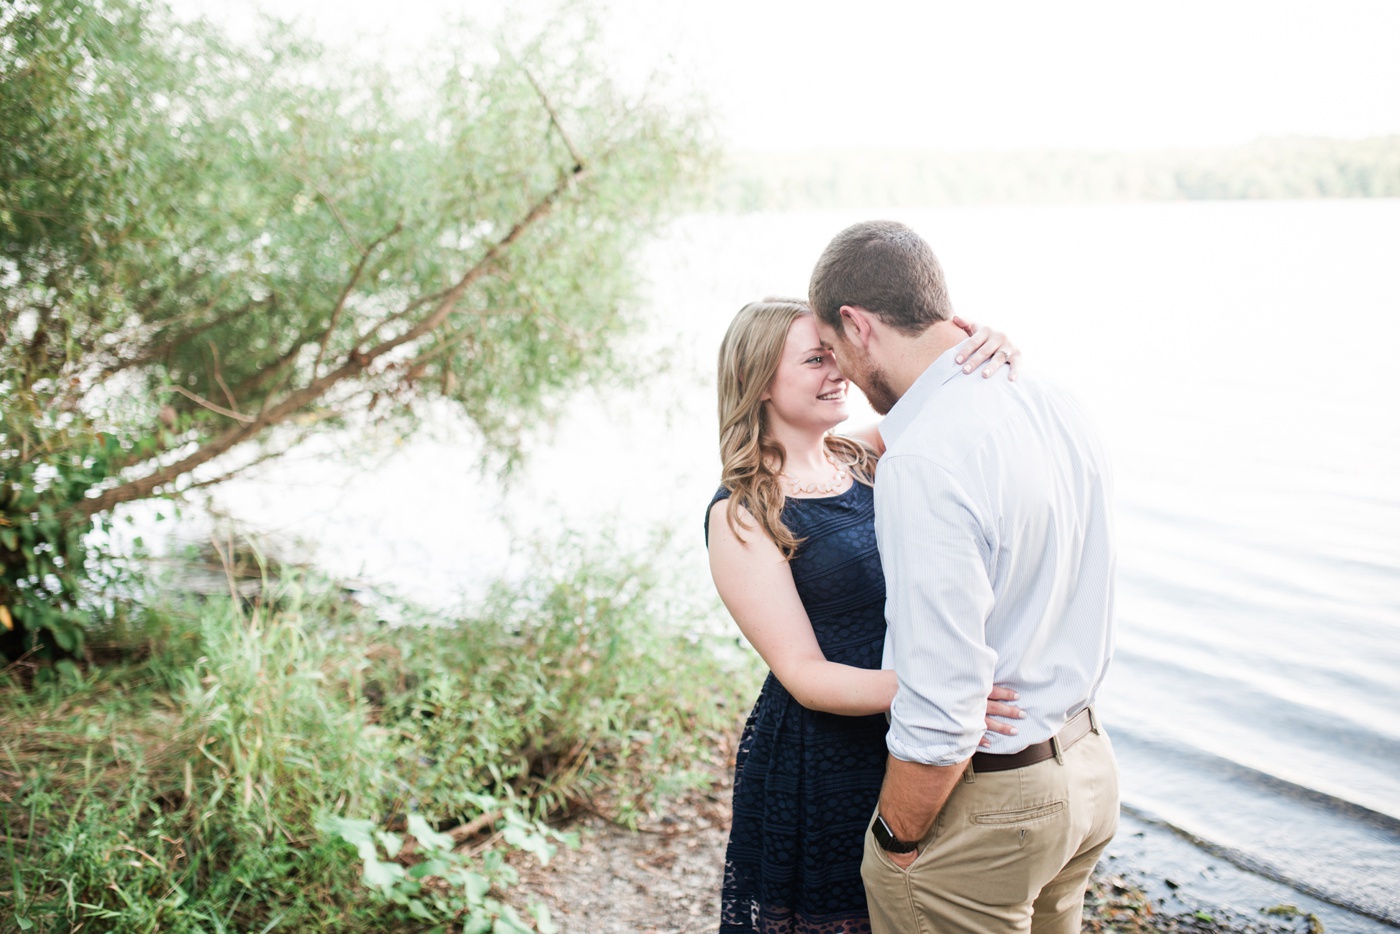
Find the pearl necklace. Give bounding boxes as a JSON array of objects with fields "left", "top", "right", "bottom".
[{"left": 782, "top": 448, "right": 849, "bottom": 496}]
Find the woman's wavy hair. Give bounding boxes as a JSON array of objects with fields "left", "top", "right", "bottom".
[{"left": 716, "top": 297, "right": 877, "bottom": 559}]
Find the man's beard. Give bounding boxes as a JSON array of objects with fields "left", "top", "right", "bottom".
[
  {"left": 833, "top": 339, "right": 900, "bottom": 414},
  {"left": 862, "top": 366, "right": 900, "bottom": 415}
]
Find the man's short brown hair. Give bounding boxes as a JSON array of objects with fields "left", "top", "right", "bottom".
[{"left": 808, "top": 220, "right": 953, "bottom": 336}]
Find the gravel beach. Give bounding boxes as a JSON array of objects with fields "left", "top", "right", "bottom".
[{"left": 511, "top": 768, "right": 1325, "bottom": 934}]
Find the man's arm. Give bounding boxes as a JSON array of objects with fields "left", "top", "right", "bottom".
[
  {"left": 876, "top": 757, "right": 966, "bottom": 866},
  {"left": 873, "top": 455, "right": 997, "bottom": 861}
]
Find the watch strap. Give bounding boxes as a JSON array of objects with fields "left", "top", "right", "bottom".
[{"left": 872, "top": 813, "right": 919, "bottom": 854}]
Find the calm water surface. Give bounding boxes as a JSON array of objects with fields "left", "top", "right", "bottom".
[{"left": 201, "top": 200, "right": 1400, "bottom": 929}]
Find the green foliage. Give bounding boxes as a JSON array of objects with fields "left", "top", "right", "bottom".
[
  {"left": 0, "top": 422, "right": 126, "bottom": 656},
  {"left": 380, "top": 532, "right": 743, "bottom": 826},
  {"left": 0, "top": 539, "right": 757, "bottom": 931},
  {"left": 712, "top": 136, "right": 1400, "bottom": 211},
  {"left": 0, "top": 0, "right": 710, "bottom": 656},
  {"left": 321, "top": 808, "right": 573, "bottom": 933}
]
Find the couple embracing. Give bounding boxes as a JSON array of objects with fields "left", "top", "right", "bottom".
[{"left": 705, "top": 221, "right": 1118, "bottom": 934}]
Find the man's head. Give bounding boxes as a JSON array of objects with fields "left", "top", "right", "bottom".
[
  {"left": 808, "top": 220, "right": 953, "bottom": 335},
  {"left": 807, "top": 220, "right": 954, "bottom": 414}
]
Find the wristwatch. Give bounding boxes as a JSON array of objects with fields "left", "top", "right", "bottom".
[{"left": 872, "top": 813, "right": 919, "bottom": 854}]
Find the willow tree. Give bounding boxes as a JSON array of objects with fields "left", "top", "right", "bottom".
[{"left": 0, "top": 0, "right": 709, "bottom": 656}]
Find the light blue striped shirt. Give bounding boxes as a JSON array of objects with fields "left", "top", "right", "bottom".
[{"left": 876, "top": 345, "right": 1116, "bottom": 766}]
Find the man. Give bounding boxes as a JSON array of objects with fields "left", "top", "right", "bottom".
[{"left": 808, "top": 220, "right": 1119, "bottom": 933}]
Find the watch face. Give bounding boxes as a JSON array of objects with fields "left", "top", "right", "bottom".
[{"left": 874, "top": 814, "right": 918, "bottom": 853}]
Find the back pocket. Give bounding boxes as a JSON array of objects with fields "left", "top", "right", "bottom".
[{"left": 970, "top": 801, "right": 1066, "bottom": 826}]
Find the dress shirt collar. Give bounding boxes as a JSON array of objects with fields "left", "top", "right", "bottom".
[{"left": 876, "top": 344, "right": 965, "bottom": 450}]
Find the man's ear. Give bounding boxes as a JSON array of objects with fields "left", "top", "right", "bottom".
[{"left": 839, "top": 305, "right": 876, "bottom": 349}]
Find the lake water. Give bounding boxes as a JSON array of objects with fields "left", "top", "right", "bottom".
[{"left": 195, "top": 199, "right": 1400, "bottom": 929}]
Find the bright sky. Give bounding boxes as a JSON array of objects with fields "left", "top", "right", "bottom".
[{"left": 182, "top": 0, "right": 1400, "bottom": 152}]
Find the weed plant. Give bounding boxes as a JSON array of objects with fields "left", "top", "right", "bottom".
[{"left": 0, "top": 538, "right": 757, "bottom": 932}]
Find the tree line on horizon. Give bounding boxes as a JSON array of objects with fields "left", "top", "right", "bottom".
[{"left": 712, "top": 135, "right": 1400, "bottom": 211}]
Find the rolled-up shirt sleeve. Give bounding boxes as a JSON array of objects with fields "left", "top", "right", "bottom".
[{"left": 876, "top": 453, "right": 997, "bottom": 766}]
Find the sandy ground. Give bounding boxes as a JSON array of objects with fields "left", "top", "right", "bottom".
[{"left": 512, "top": 786, "right": 732, "bottom": 934}]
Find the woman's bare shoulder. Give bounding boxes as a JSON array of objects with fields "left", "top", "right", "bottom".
[
  {"left": 708, "top": 494, "right": 756, "bottom": 536},
  {"left": 709, "top": 494, "right": 781, "bottom": 559}
]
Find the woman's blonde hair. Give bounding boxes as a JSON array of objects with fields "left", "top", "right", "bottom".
[{"left": 716, "top": 297, "right": 876, "bottom": 559}]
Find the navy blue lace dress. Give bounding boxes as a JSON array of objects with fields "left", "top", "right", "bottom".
[{"left": 705, "top": 482, "right": 889, "bottom": 934}]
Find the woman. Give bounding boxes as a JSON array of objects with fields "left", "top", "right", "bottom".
[{"left": 705, "top": 298, "right": 1023, "bottom": 934}]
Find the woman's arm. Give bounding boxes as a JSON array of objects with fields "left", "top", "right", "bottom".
[
  {"left": 844, "top": 423, "right": 886, "bottom": 457},
  {"left": 709, "top": 498, "right": 895, "bottom": 716},
  {"left": 709, "top": 499, "right": 1025, "bottom": 738}
]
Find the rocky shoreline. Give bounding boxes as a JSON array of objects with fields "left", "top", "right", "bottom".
[{"left": 511, "top": 777, "right": 1325, "bottom": 934}]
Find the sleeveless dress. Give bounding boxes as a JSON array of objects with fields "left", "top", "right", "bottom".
[{"left": 705, "top": 482, "right": 889, "bottom": 934}]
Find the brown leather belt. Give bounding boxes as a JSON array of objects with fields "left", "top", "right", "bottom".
[{"left": 969, "top": 707, "right": 1096, "bottom": 774}]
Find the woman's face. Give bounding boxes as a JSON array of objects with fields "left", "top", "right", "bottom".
[{"left": 762, "top": 315, "right": 849, "bottom": 432}]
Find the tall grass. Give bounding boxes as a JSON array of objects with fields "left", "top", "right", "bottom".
[{"left": 0, "top": 537, "right": 756, "bottom": 932}]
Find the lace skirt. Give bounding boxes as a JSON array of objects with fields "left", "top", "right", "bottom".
[{"left": 718, "top": 675, "right": 889, "bottom": 934}]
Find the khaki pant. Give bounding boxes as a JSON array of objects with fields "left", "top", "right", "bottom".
[{"left": 861, "top": 727, "right": 1119, "bottom": 934}]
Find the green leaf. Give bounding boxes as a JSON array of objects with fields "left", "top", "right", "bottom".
[
  {"left": 318, "top": 816, "right": 380, "bottom": 863},
  {"left": 407, "top": 814, "right": 455, "bottom": 853},
  {"left": 462, "top": 791, "right": 498, "bottom": 812},
  {"left": 375, "top": 830, "right": 403, "bottom": 859},
  {"left": 531, "top": 903, "right": 559, "bottom": 934},
  {"left": 494, "top": 904, "right": 535, "bottom": 934},
  {"left": 50, "top": 623, "right": 79, "bottom": 653},
  {"left": 360, "top": 856, "right": 406, "bottom": 894},
  {"left": 502, "top": 824, "right": 556, "bottom": 866},
  {"left": 55, "top": 659, "right": 83, "bottom": 685},
  {"left": 462, "top": 871, "right": 490, "bottom": 906},
  {"left": 407, "top": 898, "right": 437, "bottom": 921},
  {"left": 408, "top": 858, "right": 451, "bottom": 880}
]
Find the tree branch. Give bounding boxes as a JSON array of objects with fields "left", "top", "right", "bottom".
[
  {"left": 291, "top": 170, "right": 366, "bottom": 255},
  {"left": 313, "top": 220, "right": 403, "bottom": 376},
  {"left": 177, "top": 432, "right": 315, "bottom": 493},
  {"left": 224, "top": 305, "right": 317, "bottom": 404},
  {"left": 346, "top": 68, "right": 583, "bottom": 358},
  {"left": 207, "top": 340, "right": 239, "bottom": 413},
  {"left": 76, "top": 164, "right": 587, "bottom": 518},
  {"left": 164, "top": 385, "right": 256, "bottom": 424},
  {"left": 130, "top": 268, "right": 214, "bottom": 322},
  {"left": 447, "top": 809, "right": 504, "bottom": 843},
  {"left": 95, "top": 291, "right": 251, "bottom": 384},
  {"left": 520, "top": 65, "right": 584, "bottom": 173},
  {"left": 395, "top": 326, "right": 478, "bottom": 377}
]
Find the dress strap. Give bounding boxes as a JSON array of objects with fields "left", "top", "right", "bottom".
[{"left": 703, "top": 486, "right": 734, "bottom": 546}]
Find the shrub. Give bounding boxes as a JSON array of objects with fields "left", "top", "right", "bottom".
[{"left": 0, "top": 536, "right": 756, "bottom": 931}]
